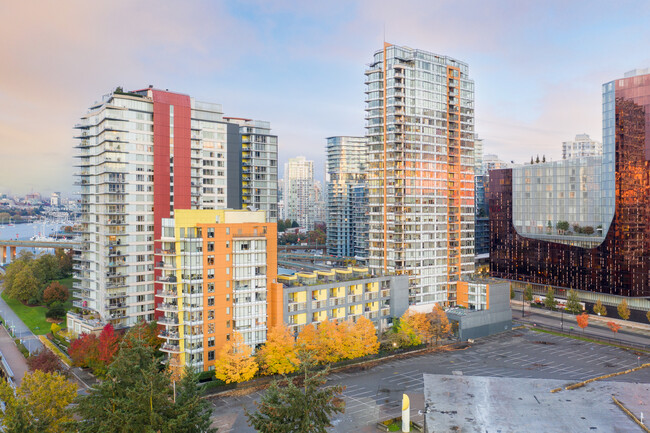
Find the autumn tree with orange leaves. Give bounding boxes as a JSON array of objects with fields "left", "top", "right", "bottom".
[
  {"left": 214, "top": 332, "right": 258, "bottom": 383},
  {"left": 257, "top": 325, "right": 300, "bottom": 375},
  {"left": 399, "top": 309, "right": 432, "bottom": 345},
  {"left": 607, "top": 321, "right": 621, "bottom": 333},
  {"left": 576, "top": 312, "right": 589, "bottom": 334},
  {"left": 428, "top": 304, "right": 452, "bottom": 345}
]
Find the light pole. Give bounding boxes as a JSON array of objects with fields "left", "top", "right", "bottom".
[{"left": 561, "top": 307, "right": 564, "bottom": 332}]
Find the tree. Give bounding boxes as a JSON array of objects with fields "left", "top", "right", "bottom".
[
  {"left": 576, "top": 313, "right": 589, "bottom": 334},
  {"left": 646, "top": 310, "right": 650, "bottom": 323},
  {"left": 42, "top": 281, "right": 68, "bottom": 306},
  {"left": 535, "top": 155, "right": 540, "bottom": 163},
  {"left": 530, "top": 156, "right": 534, "bottom": 165},
  {"left": 556, "top": 221, "right": 570, "bottom": 232},
  {"left": 245, "top": 359, "right": 345, "bottom": 433},
  {"left": 50, "top": 323, "right": 61, "bottom": 334},
  {"left": 54, "top": 248, "right": 73, "bottom": 276},
  {"left": 97, "top": 323, "right": 121, "bottom": 367},
  {"left": 427, "top": 304, "right": 452, "bottom": 345},
  {"left": 0, "top": 370, "right": 76, "bottom": 433},
  {"left": 542, "top": 155, "right": 546, "bottom": 163},
  {"left": 214, "top": 331, "right": 258, "bottom": 383},
  {"left": 341, "top": 316, "right": 379, "bottom": 359},
  {"left": 524, "top": 284, "right": 533, "bottom": 304},
  {"left": 45, "top": 303, "right": 65, "bottom": 320},
  {"left": 607, "top": 321, "right": 621, "bottom": 333},
  {"left": 543, "top": 286, "right": 557, "bottom": 310},
  {"left": 257, "top": 325, "right": 299, "bottom": 375},
  {"left": 296, "top": 324, "right": 322, "bottom": 359},
  {"left": 72, "top": 333, "right": 175, "bottom": 433},
  {"left": 166, "top": 366, "right": 218, "bottom": 433},
  {"left": 510, "top": 286, "right": 515, "bottom": 299},
  {"left": 26, "top": 348, "right": 65, "bottom": 374},
  {"left": 69, "top": 332, "right": 100, "bottom": 370},
  {"left": 315, "top": 320, "right": 344, "bottom": 363},
  {"left": 617, "top": 299, "right": 630, "bottom": 320},
  {"left": 565, "top": 289, "right": 582, "bottom": 314},
  {"left": 123, "top": 319, "right": 163, "bottom": 352},
  {"left": 401, "top": 309, "right": 433, "bottom": 344},
  {"left": 5, "top": 265, "right": 39, "bottom": 303},
  {"left": 593, "top": 299, "right": 607, "bottom": 316}
]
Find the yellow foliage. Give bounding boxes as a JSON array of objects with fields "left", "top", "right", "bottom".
[
  {"left": 400, "top": 309, "right": 431, "bottom": 344},
  {"left": 257, "top": 325, "right": 299, "bottom": 375},
  {"left": 213, "top": 332, "right": 258, "bottom": 384},
  {"left": 342, "top": 316, "right": 379, "bottom": 359},
  {"left": 0, "top": 370, "right": 77, "bottom": 433},
  {"left": 428, "top": 304, "right": 452, "bottom": 345}
]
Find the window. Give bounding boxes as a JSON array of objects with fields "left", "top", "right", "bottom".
[
  {"left": 208, "top": 337, "right": 215, "bottom": 347},
  {"left": 208, "top": 323, "right": 215, "bottom": 334},
  {"left": 207, "top": 350, "right": 215, "bottom": 361},
  {"left": 226, "top": 320, "right": 230, "bottom": 328},
  {"left": 207, "top": 242, "right": 214, "bottom": 252},
  {"left": 226, "top": 307, "right": 230, "bottom": 315},
  {"left": 226, "top": 294, "right": 230, "bottom": 301},
  {"left": 226, "top": 334, "right": 230, "bottom": 341},
  {"left": 225, "top": 227, "right": 230, "bottom": 235},
  {"left": 207, "top": 228, "right": 214, "bottom": 238},
  {"left": 207, "top": 283, "right": 214, "bottom": 293},
  {"left": 207, "top": 255, "right": 214, "bottom": 266},
  {"left": 208, "top": 310, "right": 215, "bottom": 320},
  {"left": 208, "top": 296, "right": 215, "bottom": 306},
  {"left": 226, "top": 241, "right": 230, "bottom": 248}
]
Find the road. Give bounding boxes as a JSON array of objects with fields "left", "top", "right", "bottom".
[
  {"left": 512, "top": 304, "right": 650, "bottom": 349},
  {"left": 0, "top": 285, "right": 44, "bottom": 355}
]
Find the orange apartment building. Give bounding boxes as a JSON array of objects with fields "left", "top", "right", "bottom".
[{"left": 155, "top": 209, "right": 280, "bottom": 373}]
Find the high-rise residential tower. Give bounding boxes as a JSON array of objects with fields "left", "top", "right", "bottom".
[
  {"left": 224, "top": 118, "right": 278, "bottom": 222},
  {"left": 365, "top": 44, "right": 475, "bottom": 306},
  {"left": 284, "top": 156, "right": 315, "bottom": 230},
  {"left": 562, "top": 133, "right": 602, "bottom": 159},
  {"left": 68, "top": 87, "right": 277, "bottom": 333},
  {"left": 326, "top": 136, "right": 368, "bottom": 257}
]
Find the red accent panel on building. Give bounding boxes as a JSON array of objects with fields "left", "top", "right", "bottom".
[{"left": 151, "top": 90, "right": 192, "bottom": 319}]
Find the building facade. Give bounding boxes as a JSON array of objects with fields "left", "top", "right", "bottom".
[
  {"left": 365, "top": 44, "right": 475, "bottom": 306},
  {"left": 489, "top": 70, "right": 650, "bottom": 300},
  {"left": 562, "top": 133, "right": 602, "bottom": 160},
  {"left": 155, "top": 209, "right": 280, "bottom": 372},
  {"left": 280, "top": 267, "right": 409, "bottom": 335},
  {"left": 284, "top": 156, "right": 315, "bottom": 230},
  {"left": 70, "top": 87, "right": 277, "bottom": 330},
  {"left": 326, "top": 136, "right": 368, "bottom": 258},
  {"left": 225, "top": 118, "right": 278, "bottom": 222}
]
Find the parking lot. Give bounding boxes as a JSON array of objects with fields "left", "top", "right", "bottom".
[{"left": 209, "top": 328, "right": 650, "bottom": 432}]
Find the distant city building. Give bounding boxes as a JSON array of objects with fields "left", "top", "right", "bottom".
[
  {"left": 277, "top": 179, "right": 285, "bottom": 221},
  {"left": 50, "top": 192, "right": 61, "bottom": 207},
  {"left": 482, "top": 154, "right": 511, "bottom": 171},
  {"left": 562, "top": 133, "right": 602, "bottom": 160},
  {"left": 284, "top": 156, "right": 315, "bottom": 230},
  {"left": 325, "top": 136, "right": 368, "bottom": 258},
  {"left": 280, "top": 267, "right": 409, "bottom": 334},
  {"left": 155, "top": 209, "right": 280, "bottom": 373},
  {"left": 490, "top": 69, "right": 650, "bottom": 309},
  {"left": 69, "top": 87, "right": 277, "bottom": 331},
  {"left": 474, "top": 139, "right": 489, "bottom": 256},
  {"left": 365, "top": 44, "right": 475, "bottom": 306},
  {"left": 312, "top": 180, "right": 326, "bottom": 225}
]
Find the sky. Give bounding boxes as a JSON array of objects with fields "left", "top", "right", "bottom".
[{"left": 1, "top": 0, "right": 649, "bottom": 196}]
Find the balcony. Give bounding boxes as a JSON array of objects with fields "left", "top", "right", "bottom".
[
  {"left": 158, "top": 330, "right": 180, "bottom": 340},
  {"left": 106, "top": 303, "right": 126, "bottom": 310},
  {"left": 158, "top": 303, "right": 179, "bottom": 313},
  {"left": 158, "top": 316, "right": 180, "bottom": 326},
  {"left": 328, "top": 297, "right": 345, "bottom": 307},
  {"left": 160, "top": 343, "right": 181, "bottom": 353}
]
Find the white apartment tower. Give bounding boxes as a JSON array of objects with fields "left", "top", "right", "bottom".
[
  {"left": 326, "top": 136, "right": 368, "bottom": 257},
  {"left": 365, "top": 44, "right": 475, "bottom": 306},
  {"left": 562, "top": 133, "right": 602, "bottom": 159},
  {"left": 70, "top": 87, "right": 277, "bottom": 332},
  {"left": 284, "top": 156, "right": 315, "bottom": 230}
]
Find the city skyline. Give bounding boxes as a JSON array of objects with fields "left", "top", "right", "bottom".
[{"left": 2, "top": 1, "right": 650, "bottom": 195}]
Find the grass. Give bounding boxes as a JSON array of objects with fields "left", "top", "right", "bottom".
[
  {"left": 1, "top": 277, "right": 74, "bottom": 336},
  {"left": 1, "top": 291, "right": 51, "bottom": 335}
]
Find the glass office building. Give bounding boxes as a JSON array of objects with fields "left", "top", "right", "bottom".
[{"left": 489, "top": 70, "right": 650, "bottom": 298}]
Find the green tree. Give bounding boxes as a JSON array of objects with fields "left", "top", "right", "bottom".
[
  {"left": 0, "top": 370, "right": 76, "bottom": 433},
  {"left": 617, "top": 299, "right": 630, "bottom": 320},
  {"left": 6, "top": 265, "right": 40, "bottom": 303},
  {"left": 72, "top": 334, "right": 175, "bottom": 433},
  {"left": 543, "top": 286, "right": 557, "bottom": 310},
  {"left": 593, "top": 299, "right": 607, "bottom": 316},
  {"left": 245, "top": 359, "right": 345, "bottom": 433},
  {"left": 565, "top": 289, "right": 582, "bottom": 314},
  {"left": 166, "top": 366, "right": 218, "bottom": 433},
  {"left": 523, "top": 285, "right": 533, "bottom": 304}
]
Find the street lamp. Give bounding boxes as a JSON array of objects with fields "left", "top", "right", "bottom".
[{"left": 561, "top": 307, "right": 564, "bottom": 332}]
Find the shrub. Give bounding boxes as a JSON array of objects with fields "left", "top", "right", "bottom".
[{"left": 46, "top": 304, "right": 66, "bottom": 320}]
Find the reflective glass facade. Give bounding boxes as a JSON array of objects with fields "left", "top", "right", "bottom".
[{"left": 490, "top": 71, "right": 650, "bottom": 297}]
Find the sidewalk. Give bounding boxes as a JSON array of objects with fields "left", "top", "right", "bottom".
[
  {"left": 0, "top": 324, "right": 28, "bottom": 386},
  {"left": 511, "top": 300, "right": 650, "bottom": 336}
]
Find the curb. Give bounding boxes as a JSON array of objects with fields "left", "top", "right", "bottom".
[{"left": 612, "top": 396, "right": 650, "bottom": 433}]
